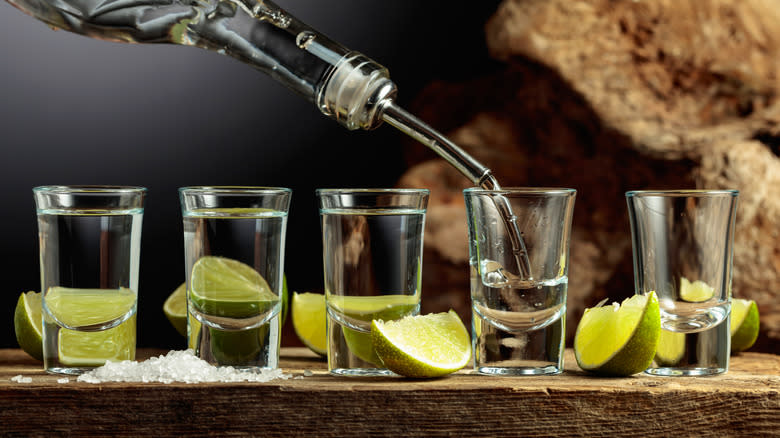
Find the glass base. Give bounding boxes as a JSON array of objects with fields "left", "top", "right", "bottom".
[
  {"left": 645, "top": 366, "right": 727, "bottom": 377},
  {"left": 329, "top": 368, "right": 396, "bottom": 377},
  {"left": 45, "top": 366, "right": 96, "bottom": 376},
  {"left": 475, "top": 365, "right": 562, "bottom": 376}
]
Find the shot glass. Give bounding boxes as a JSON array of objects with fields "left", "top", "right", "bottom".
[
  {"left": 180, "top": 186, "right": 291, "bottom": 369},
  {"left": 34, "top": 185, "right": 146, "bottom": 375},
  {"left": 627, "top": 190, "right": 738, "bottom": 376},
  {"left": 318, "top": 188, "right": 429, "bottom": 376},
  {"left": 464, "top": 188, "right": 576, "bottom": 375}
]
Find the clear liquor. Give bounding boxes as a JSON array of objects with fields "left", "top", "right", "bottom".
[
  {"left": 183, "top": 208, "right": 285, "bottom": 369},
  {"left": 38, "top": 210, "right": 141, "bottom": 374},
  {"left": 321, "top": 209, "right": 424, "bottom": 376},
  {"left": 471, "top": 259, "right": 567, "bottom": 375}
]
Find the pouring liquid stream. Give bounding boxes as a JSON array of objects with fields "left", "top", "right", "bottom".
[{"left": 7, "top": 0, "right": 533, "bottom": 278}]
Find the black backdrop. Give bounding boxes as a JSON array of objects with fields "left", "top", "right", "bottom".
[{"left": 0, "top": 0, "right": 502, "bottom": 349}]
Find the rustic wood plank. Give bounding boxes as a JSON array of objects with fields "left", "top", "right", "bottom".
[{"left": 1, "top": 348, "right": 778, "bottom": 437}]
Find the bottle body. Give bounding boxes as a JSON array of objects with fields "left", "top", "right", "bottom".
[
  {"left": 8, "top": 0, "right": 394, "bottom": 129},
  {"left": 8, "top": 0, "right": 491, "bottom": 181}
]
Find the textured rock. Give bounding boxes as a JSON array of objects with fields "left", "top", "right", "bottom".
[{"left": 399, "top": 0, "right": 780, "bottom": 350}]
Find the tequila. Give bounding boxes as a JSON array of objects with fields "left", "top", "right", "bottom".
[
  {"left": 180, "top": 188, "right": 291, "bottom": 370},
  {"left": 34, "top": 185, "right": 145, "bottom": 375}
]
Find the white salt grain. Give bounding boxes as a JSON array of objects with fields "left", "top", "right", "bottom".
[
  {"left": 76, "top": 350, "right": 291, "bottom": 384},
  {"left": 11, "top": 375, "right": 32, "bottom": 383},
  {"left": 57, "top": 378, "right": 69, "bottom": 384},
  {"left": 303, "top": 369, "right": 313, "bottom": 377}
]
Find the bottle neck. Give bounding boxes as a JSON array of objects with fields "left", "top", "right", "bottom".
[{"left": 316, "top": 53, "right": 397, "bottom": 130}]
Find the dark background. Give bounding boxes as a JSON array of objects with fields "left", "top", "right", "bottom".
[{"left": 0, "top": 1, "right": 502, "bottom": 349}]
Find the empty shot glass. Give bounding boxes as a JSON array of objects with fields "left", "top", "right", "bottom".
[
  {"left": 34, "top": 185, "right": 146, "bottom": 375},
  {"left": 180, "top": 186, "right": 291, "bottom": 369},
  {"left": 464, "top": 188, "right": 576, "bottom": 375},
  {"left": 627, "top": 190, "right": 738, "bottom": 376},
  {"left": 318, "top": 188, "right": 429, "bottom": 376}
]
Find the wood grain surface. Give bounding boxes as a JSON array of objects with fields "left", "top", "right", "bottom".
[{"left": 1, "top": 348, "right": 778, "bottom": 437}]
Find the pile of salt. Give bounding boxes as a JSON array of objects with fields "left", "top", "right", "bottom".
[{"left": 77, "top": 350, "right": 291, "bottom": 384}]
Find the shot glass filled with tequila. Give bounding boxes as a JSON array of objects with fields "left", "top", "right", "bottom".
[
  {"left": 180, "top": 187, "right": 291, "bottom": 370},
  {"left": 464, "top": 188, "right": 576, "bottom": 376},
  {"left": 317, "top": 189, "right": 429, "bottom": 376},
  {"left": 34, "top": 185, "right": 146, "bottom": 375}
]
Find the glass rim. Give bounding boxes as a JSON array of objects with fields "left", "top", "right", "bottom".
[
  {"left": 315, "top": 188, "right": 430, "bottom": 195},
  {"left": 33, "top": 185, "right": 147, "bottom": 194},
  {"left": 463, "top": 187, "right": 576, "bottom": 195},
  {"left": 179, "top": 186, "right": 292, "bottom": 195},
  {"left": 626, "top": 189, "right": 739, "bottom": 198}
]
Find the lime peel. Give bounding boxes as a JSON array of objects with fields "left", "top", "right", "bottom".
[
  {"left": 574, "top": 291, "right": 661, "bottom": 376},
  {"left": 163, "top": 283, "right": 187, "bottom": 336},
  {"left": 14, "top": 291, "right": 44, "bottom": 361},
  {"left": 730, "top": 298, "right": 759, "bottom": 354},
  {"left": 371, "top": 310, "right": 471, "bottom": 378},
  {"left": 291, "top": 292, "right": 327, "bottom": 356}
]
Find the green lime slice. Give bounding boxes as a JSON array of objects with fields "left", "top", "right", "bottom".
[
  {"left": 14, "top": 291, "right": 43, "bottom": 361},
  {"left": 655, "top": 329, "right": 686, "bottom": 366},
  {"left": 45, "top": 287, "right": 136, "bottom": 328},
  {"left": 164, "top": 283, "right": 187, "bottom": 336},
  {"left": 372, "top": 310, "right": 471, "bottom": 378},
  {"left": 292, "top": 292, "right": 327, "bottom": 356},
  {"left": 679, "top": 277, "right": 715, "bottom": 302},
  {"left": 58, "top": 314, "right": 136, "bottom": 366},
  {"left": 208, "top": 324, "right": 272, "bottom": 366},
  {"left": 730, "top": 298, "right": 759, "bottom": 354},
  {"left": 327, "top": 294, "right": 419, "bottom": 321},
  {"left": 574, "top": 291, "right": 661, "bottom": 376},
  {"left": 189, "top": 256, "right": 279, "bottom": 319},
  {"left": 167, "top": 273, "right": 288, "bottom": 337},
  {"left": 42, "top": 287, "right": 137, "bottom": 366},
  {"left": 327, "top": 295, "right": 419, "bottom": 366}
]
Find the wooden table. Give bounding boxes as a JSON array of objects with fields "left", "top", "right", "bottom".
[{"left": 1, "top": 348, "right": 778, "bottom": 437}]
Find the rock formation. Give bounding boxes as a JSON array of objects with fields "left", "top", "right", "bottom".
[{"left": 399, "top": 0, "right": 780, "bottom": 351}]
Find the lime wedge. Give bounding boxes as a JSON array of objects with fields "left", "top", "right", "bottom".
[
  {"left": 45, "top": 287, "right": 136, "bottom": 328},
  {"left": 730, "top": 298, "right": 759, "bottom": 354},
  {"left": 14, "top": 291, "right": 43, "bottom": 361},
  {"left": 164, "top": 283, "right": 187, "bottom": 336},
  {"left": 328, "top": 295, "right": 419, "bottom": 366},
  {"left": 166, "top": 273, "right": 288, "bottom": 337},
  {"left": 58, "top": 314, "right": 136, "bottom": 366},
  {"left": 327, "top": 295, "right": 419, "bottom": 321},
  {"left": 371, "top": 310, "right": 472, "bottom": 378},
  {"left": 574, "top": 291, "right": 660, "bottom": 376},
  {"left": 42, "top": 287, "right": 137, "bottom": 366},
  {"left": 655, "top": 329, "right": 686, "bottom": 366},
  {"left": 679, "top": 277, "right": 714, "bottom": 302},
  {"left": 190, "top": 256, "right": 278, "bottom": 319},
  {"left": 208, "top": 323, "right": 271, "bottom": 366},
  {"left": 292, "top": 292, "right": 327, "bottom": 356}
]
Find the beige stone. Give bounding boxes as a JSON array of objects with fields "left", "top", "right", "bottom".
[{"left": 399, "top": 0, "right": 780, "bottom": 350}]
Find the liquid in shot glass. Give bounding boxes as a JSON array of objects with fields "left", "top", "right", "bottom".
[
  {"left": 180, "top": 187, "right": 291, "bottom": 370},
  {"left": 464, "top": 188, "right": 576, "bottom": 376},
  {"left": 34, "top": 185, "right": 146, "bottom": 375},
  {"left": 318, "top": 188, "right": 429, "bottom": 376}
]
